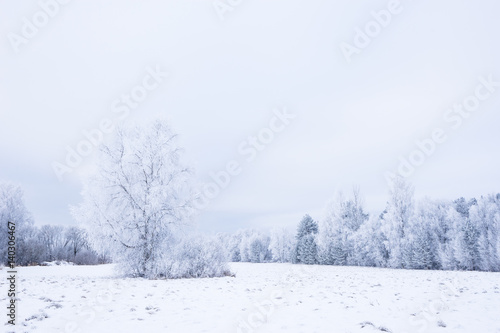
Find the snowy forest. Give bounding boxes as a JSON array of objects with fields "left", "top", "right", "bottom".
[
  {"left": 220, "top": 184, "right": 500, "bottom": 272},
  {"left": 0, "top": 184, "right": 107, "bottom": 266}
]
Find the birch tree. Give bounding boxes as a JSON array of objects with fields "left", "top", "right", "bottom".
[{"left": 72, "top": 120, "right": 196, "bottom": 278}]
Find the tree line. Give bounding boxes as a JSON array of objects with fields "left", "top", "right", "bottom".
[
  {"left": 3, "top": 174, "right": 499, "bottom": 273},
  {"left": 2, "top": 119, "right": 499, "bottom": 277},
  {"left": 0, "top": 183, "right": 107, "bottom": 266},
  {"left": 219, "top": 178, "right": 500, "bottom": 272}
]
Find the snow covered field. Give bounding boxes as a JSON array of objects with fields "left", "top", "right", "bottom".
[{"left": 2, "top": 263, "right": 500, "bottom": 333}]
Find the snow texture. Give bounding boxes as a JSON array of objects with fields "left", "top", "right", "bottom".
[{"left": 3, "top": 263, "right": 500, "bottom": 333}]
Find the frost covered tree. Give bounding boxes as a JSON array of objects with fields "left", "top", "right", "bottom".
[
  {"left": 446, "top": 196, "right": 483, "bottom": 271},
  {"left": 64, "top": 227, "right": 87, "bottom": 261},
  {"left": 0, "top": 183, "right": 35, "bottom": 266},
  {"left": 381, "top": 176, "right": 415, "bottom": 268},
  {"left": 439, "top": 207, "right": 463, "bottom": 270},
  {"left": 294, "top": 215, "right": 318, "bottom": 264},
  {"left": 455, "top": 214, "right": 481, "bottom": 270},
  {"left": 269, "top": 227, "right": 294, "bottom": 263},
  {"left": 404, "top": 218, "right": 437, "bottom": 270},
  {"left": 319, "top": 194, "right": 347, "bottom": 266},
  {"left": 351, "top": 215, "right": 388, "bottom": 267},
  {"left": 39, "top": 225, "right": 65, "bottom": 261},
  {"left": 215, "top": 233, "right": 239, "bottom": 262},
  {"left": 403, "top": 198, "right": 443, "bottom": 270},
  {"left": 427, "top": 200, "right": 456, "bottom": 270},
  {"left": 470, "top": 195, "right": 500, "bottom": 271},
  {"left": 238, "top": 230, "right": 271, "bottom": 263},
  {"left": 298, "top": 234, "right": 318, "bottom": 265},
  {"left": 72, "top": 120, "right": 200, "bottom": 279},
  {"left": 16, "top": 226, "right": 44, "bottom": 265},
  {"left": 296, "top": 214, "right": 319, "bottom": 238},
  {"left": 239, "top": 233, "right": 251, "bottom": 262},
  {"left": 318, "top": 188, "right": 368, "bottom": 266},
  {"left": 454, "top": 197, "right": 477, "bottom": 219},
  {"left": 249, "top": 236, "right": 265, "bottom": 263},
  {"left": 227, "top": 231, "right": 244, "bottom": 262}
]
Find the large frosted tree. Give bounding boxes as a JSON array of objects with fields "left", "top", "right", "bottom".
[{"left": 72, "top": 120, "right": 196, "bottom": 278}]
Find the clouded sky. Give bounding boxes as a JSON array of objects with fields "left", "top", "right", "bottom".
[{"left": 1, "top": 0, "right": 499, "bottom": 233}]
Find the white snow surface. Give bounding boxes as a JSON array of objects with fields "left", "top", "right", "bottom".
[{"left": 2, "top": 263, "right": 500, "bottom": 333}]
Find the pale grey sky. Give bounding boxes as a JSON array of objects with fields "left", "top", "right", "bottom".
[{"left": 1, "top": 0, "right": 499, "bottom": 232}]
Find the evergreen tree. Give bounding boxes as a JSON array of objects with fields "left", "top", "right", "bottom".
[
  {"left": 298, "top": 234, "right": 318, "bottom": 265},
  {"left": 294, "top": 215, "right": 319, "bottom": 264}
]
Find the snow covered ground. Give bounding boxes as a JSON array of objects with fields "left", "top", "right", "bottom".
[{"left": 2, "top": 263, "right": 500, "bottom": 333}]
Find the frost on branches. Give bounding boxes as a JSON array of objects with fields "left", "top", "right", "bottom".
[
  {"left": 0, "top": 183, "right": 35, "bottom": 266},
  {"left": 72, "top": 119, "right": 230, "bottom": 279},
  {"left": 318, "top": 188, "right": 369, "bottom": 266},
  {"left": 218, "top": 178, "right": 500, "bottom": 273},
  {"left": 293, "top": 215, "right": 319, "bottom": 265}
]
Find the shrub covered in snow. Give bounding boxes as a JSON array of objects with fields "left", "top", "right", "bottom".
[{"left": 164, "top": 236, "right": 232, "bottom": 279}]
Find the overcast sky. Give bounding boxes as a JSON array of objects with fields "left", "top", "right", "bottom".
[{"left": 1, "top": 0, "right": 499, "bottom": 233}]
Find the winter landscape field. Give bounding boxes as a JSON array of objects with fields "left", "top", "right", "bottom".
[
  {"left": 2, "top": 1, "right": 500, "bottom": 333},
  {"left": 3, "top": 263, "right": 500, "bottom": 333}
]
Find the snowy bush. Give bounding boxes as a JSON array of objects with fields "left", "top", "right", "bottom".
[
  {"left": 162, "top": 236, "right": 232, "bottom": 279},
  {"left": 74, "top": 249, "right": 100, "bottom": 266}
]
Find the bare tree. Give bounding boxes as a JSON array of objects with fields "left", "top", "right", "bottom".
[
  {"left": 39, "top": 225, "right": 65, "bottom": 261},
  {"left": 64, "top": 227, "right": 86, "bottom": 260}
]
